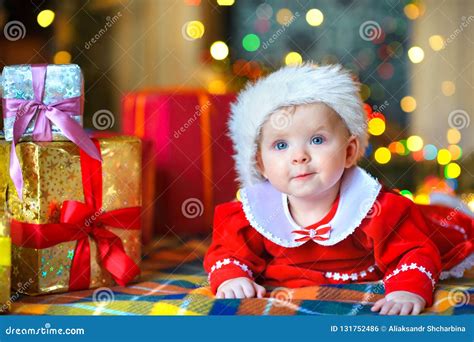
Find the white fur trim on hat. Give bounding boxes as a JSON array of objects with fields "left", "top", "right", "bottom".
[{"left": 228, "top": 63, "right": 368, "bottom": 188}]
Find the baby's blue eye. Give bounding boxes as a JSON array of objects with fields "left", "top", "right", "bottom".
[
  {"left": 311, "top": 135, "right": 325, "bottom": 145},
  {"left": 274, "top": 141, "right": 288, "bottom": 150}
]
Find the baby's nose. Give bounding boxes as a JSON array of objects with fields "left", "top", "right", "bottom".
[{"left": 292, "top": 151, "right": 310, "bottom": 164}]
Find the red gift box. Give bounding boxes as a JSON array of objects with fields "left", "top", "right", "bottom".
[{"left": 121, "top": 89, "right": 237, "bottom": 237}]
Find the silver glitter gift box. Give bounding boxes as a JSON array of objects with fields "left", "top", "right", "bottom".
[{"left": 1, "top": 64, "right": 83, "bottom": 141}]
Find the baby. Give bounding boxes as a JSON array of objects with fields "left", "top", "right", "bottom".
[{"left": 204, "top": 64, "right": 474, "bottom": 315}]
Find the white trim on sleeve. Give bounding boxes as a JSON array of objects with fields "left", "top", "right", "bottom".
[{"left": 208, "top": 258, "right": 254, "bottom": 281}]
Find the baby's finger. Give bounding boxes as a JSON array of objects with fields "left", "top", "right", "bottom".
[
  {"left": 255, "top": 284, "right": 266, "bottom": 298},
  {"left": 379, "top": 301, "right": 396, "bottom": 315},
  {"left": 242, "top": 282, "right": 256, "bottom": 298},
  {"left": 411, "top": 302, "right": 423, "bottom": 315},
  {"left": 371, "top": 298, "right": 386, "bottom": 311},
  {"left": 223, "top": 288, "right": 236, "bottom": 299},
  {"left": 387, "top": 303, "right": 402, "bottom": 315},
  {"left": 400, "top": 302, "right": 414, "bottom": 316},
  {"left": 233, "top": 286, "right": 246, "bottom": 299},
  {"left": 216, "top": 290, "right": 224, "bottom": 299}
]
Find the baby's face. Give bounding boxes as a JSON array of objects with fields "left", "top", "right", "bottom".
[{"left": 257, "top": 103, "right": 358, "bottom": 199}]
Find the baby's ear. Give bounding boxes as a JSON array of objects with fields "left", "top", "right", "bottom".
[
  {"left": 255, "top": 152, "right": 267, "bottom": 179},
  {"left": 345, "top": 135, "right": 359, "bottom": 168}
]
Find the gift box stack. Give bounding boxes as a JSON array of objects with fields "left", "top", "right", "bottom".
[
  {"left": 121, "top": 89, "right": 237, "bottom": 238},
  {"left": 0, "top": 64, "right": 142, "bottom": 300}
]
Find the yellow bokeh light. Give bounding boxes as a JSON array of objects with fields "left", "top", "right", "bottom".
[
  {"left": 407, "top": 135, "right": 423, "bottom": 152},
  {"left": 375, "top": 147, "right": 391, "bottom": 164},
  {"left": 306, "top": 9, "right": 324, "bottom": 26},
  {"left": 236, "top": 189, "right": 241, "bottom": 202},
  {"left": 210, "top": 41, "right": 229, "bottom": 60},
  {"left": 53, "top": 51, "right": 72, "bottom": 64},
  {"left": 208, "top": 79, "right": 227, "bottom": 94},
  {"left": 468, "top": 198, "right": 474, "bottom": 213},
  {"left": 185, "top": 21, "right": 205, "bottom": 40},
  {"left": 429, "top": 35, "right": 445, "bottom": 51},
  {"left": 445, "top": 162, "right": 461, "bottom": 179},
  {"left": 404, "top": 4, "right": 420, "bottom": 20},
  {"left": 217, "top": 0, "right": 235, "bottom": 5},
  {"left": 368, "top": 118, "right": 386, "bottom": 136},
  {"left": 441, "top": 81, "right": 455, "bottom": 96},
  {"left": 408, "top": 46, "right": 424, "bottom": 64},
  {"left": 37, "top": 9, "right": 55, "bottom": 28},
  {"left": 447, "top": 128, "right": 461, "bottom": 144},
  {"left": 284, "top": 51, "right": 302, "bottom": 66},
  {"left": 414, "top": 194, "right": 430, "bottom": 205},
  {"left": 437, "top": 149, "right": 452, "bottom": 165},
  {"left": 400, "top": 96, "right": 417, "bottom": 112},
  {"left": 276, "top": 8, "right": 293, "bottom": 25}
]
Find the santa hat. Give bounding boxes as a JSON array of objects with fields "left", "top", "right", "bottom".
[{"left": 228, "top": 63, "right": 368, "bottom": 188}]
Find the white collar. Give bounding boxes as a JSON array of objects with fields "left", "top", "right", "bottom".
[{"left": 240, "top": 166, "right": 382, "bottom": 247}]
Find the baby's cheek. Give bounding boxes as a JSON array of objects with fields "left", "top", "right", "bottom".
[
  {"left": 323, "top": 151, "right": 347, "bottom": 172},
  {"left": 321, "top": 163, "right": 345, "bottom": 187},
  {"left": 265, "top": 157, "right": 287, "bottom": 175}
]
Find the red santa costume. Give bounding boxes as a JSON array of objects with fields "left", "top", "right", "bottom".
[{"left": 203, "top": 64, "right": 474, "bottom": 307}]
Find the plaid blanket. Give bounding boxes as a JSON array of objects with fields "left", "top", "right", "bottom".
[{"left": 9, "top": 236, "right": 474, "bottom": 315}]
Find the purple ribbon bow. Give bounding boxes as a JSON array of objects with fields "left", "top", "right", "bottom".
[{"left": 3, "top": 64, "right": 102, "bottom": 200}]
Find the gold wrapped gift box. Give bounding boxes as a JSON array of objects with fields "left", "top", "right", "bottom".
[
  {"left": 0, "top": 222, "right": 10, "bottom": 313},
  {"left": 0, "top": 139, "right": 11, "bottom": 312},
  {"left": 5, "top": 136, "right": 142, "bottom": 295}
]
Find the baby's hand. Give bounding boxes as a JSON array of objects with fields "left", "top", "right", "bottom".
[
  {"left": 371, "top": 290, "right": 426, "bottom": 315},
  {"left": 216, "top": 277, "right": 266, "bottom": 299}
]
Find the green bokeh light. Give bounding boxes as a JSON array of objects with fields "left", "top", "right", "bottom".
[{"left": 242, "top": 34, "right": 260, "bottom": 52}]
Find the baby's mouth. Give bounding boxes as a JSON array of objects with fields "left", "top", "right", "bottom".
[{"left": 293, "top": 172, "right": 316, "bottom": 180}]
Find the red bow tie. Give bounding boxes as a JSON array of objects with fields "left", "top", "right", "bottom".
[{"left": 292, "top": 224, "right": 331, "bottom": 242}]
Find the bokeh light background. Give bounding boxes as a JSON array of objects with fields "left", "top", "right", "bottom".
[{"left": 0, "top": 0, "right": 472, "bottom": 208}]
